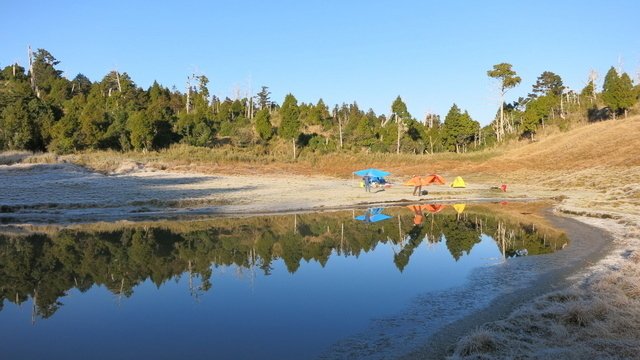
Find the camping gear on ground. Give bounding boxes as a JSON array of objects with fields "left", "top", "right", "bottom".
[
  {"left": 450, "top": 176, "right": 466, "bottom": 188},
  {"left": 355, "top": 169, "right": 390, "bottom": 188},
  {"left": 355, "top": 208, "right": 392, "bottom": 223},
  {"left": 370, "top": 176, "right": 388, "bottom": 187},
  {"left": 490, "top": 184, "right": 508, "bottom": 192}
]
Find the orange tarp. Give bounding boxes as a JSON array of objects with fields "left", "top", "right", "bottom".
[{"left": 403, "top": 174, "right": 446, "bottom": 186}]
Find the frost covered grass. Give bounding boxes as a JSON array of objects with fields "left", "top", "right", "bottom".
[
  {"left": 0, "top": 151, "right": 32, "bottom": 165},
  {"left": 448, "top": 218, "right": 640, "bottom": 359}
]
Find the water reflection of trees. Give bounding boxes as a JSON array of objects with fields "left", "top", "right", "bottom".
[{"left": 0, "top": 205, "right": 567, "bottom": 321}]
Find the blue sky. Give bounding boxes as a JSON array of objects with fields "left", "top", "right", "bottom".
[{"left": 2, "top": 1, "right": 639, "bottom": 125}]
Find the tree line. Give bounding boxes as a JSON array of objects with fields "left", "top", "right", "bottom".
[
  {"left": 0, "top": 206, "right": 565, "bottom": 320},
  {"left": 1, "top": 48, "right": 638, "bottom": 156}
]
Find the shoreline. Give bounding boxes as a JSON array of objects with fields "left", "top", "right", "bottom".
[
  {"left": 400, "top": 208, "right": 616, "bottom": 359},
  {"left": 1, "top": 161, "right": 638, "bottom": 358}
]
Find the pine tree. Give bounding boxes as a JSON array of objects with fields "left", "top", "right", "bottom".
[
  {"left": 442, "top": 104, "right": 479, "bottom": 153},
  {"left": 279, "top": 94, "right": 300, "bottom": 158},
  {"left": 487, "top": 63, "right": 521, "bottom": 142},
  {"left": 254, "top": 108, "right": 272, "bottom": 141},
  {"left": 601, "top": 67, "right": 635, "bottom": 119}
]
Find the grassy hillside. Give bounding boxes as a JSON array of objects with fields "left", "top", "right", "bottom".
[
  {"left": 492, "top": 116, "right": 640, "bottom": 170},
  {"left": 14, "top": 115, "right": 638, "bottom": 192}
]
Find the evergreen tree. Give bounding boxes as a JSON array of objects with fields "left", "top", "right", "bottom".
[
  {"left": 487, "top": 63, "right": 521, "bottom": 142},
  {"left": 601, "top": 67, "right": 636, "bottom": 119},
  {"left": 254, "top": 108, "right": 273, "bottom": 141},
  {"left": 442, "top": 104, "right": 479, "bottom": 153},
  {"left": 49, "top": 95, "right": 85, "bottom": 153},
  {"left": 391, "top": 96, "right": 411, "bottom": 154},
  {"left": 529, "top": 71, "right": 564, "bottom": 98},
  {"left": 279, "top": 94, "right": 300, "bottom": 158},
  {"left": 618, "top": 72, "right": 636, "bottom": 118},
  {"left": 127, "top": 110, "right": 153, "bottom": 150},
  {"left": 70, "top": 74, "right": 92, "bottom": 96},
  {"left": 255, "top": 86, "right": 271, "bottom": 110},
  {"left": 522, "top": 95, "right": 554, "bottom": 139}
]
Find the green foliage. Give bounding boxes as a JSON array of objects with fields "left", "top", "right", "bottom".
[
  {"left": 0, "top": 97, "right": 53, "bottom": 151},
  {"left": 442, "top": 104, "right": 479, "bottom": 152},
  {"left": 176, "top": 112, "right": 215, "bottom": 147},
  {"left": 71, "top": 74, "right": 92, "bottom": 96},
  {"left": 127, "top": 111, "right": 153, "bottom": 150},
  {"left": 255, "top": 86, "right": 271, "bottom": 110},
  {"left": 522, "top": 95, "right": 556, "bottom": 137},
  {"left": 279, "top": 93, "right": 300, "bottom": 140},
  {"left": 254, "top": 108, "right": 273, "bottom": 141},
  {"left": 530, "top": 71, "right": 564, "bottom": 98},
  {"left": 391, "top": 95, "right": 411, "bottom": 120},
  {"left": 602, "top": 67, "right": 636, "bottom": 117},
  {"left": 0, "top": 48, "right": 635, "bottom": 155},
  {"left": 49, "top": 95, "right": 85, "bottom": 153},
  {"left": 487, "top": 63, "right": 522, "bottom": 92}
]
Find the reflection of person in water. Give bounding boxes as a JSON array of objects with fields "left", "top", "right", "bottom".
[
  {"left": 410, "top": 205, "right": 424, "bottom": 226},
  {"left": 394, "top": 213, "right": 425, "bottom": 271}
]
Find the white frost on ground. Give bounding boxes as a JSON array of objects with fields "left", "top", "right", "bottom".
[{"left": 0, "top": 162, "right": 519, "bottom": 224}]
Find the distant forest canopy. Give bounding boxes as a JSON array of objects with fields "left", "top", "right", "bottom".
[{"left": 0, "top": 48, "right": 638, "bottom": 156}]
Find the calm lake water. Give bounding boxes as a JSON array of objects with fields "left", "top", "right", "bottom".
[{"left": 0, "top": 203, "right": 567, "bottom": 359}]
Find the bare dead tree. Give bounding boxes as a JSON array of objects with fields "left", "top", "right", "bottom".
[
  {"left": 115, "top": 70, "right": 122, "bottom": 92},
  {"left": 185, "top": 74, "right": 194, "bottom": 114},
  {"left": 28, "top": 46, "right": 41, "bottom": 99},
  {"left": 332, "top": 107, "right": 344, "bottom": 149},
  {"left": 588, "top": 70, "right": 598, "bottom": 103},
  {"left": 396, "top": 113, "right": 402, "bottom": 154}
]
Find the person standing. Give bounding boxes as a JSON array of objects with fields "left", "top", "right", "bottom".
[
  {"left": 363, "top": 175, "right": 371, "bottom": 192},
  {"left": 412, "top": 176, "right": 422, "bottom": 196}
]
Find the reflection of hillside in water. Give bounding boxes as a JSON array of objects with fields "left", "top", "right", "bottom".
[{"left": 0, "top": 203, "right": 567, "bottom": 321}]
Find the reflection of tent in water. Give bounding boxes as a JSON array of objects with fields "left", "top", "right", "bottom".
[
  {"left": 450, "top": 176, "right": 466, "bottom": 188},
  {"left": 406, "top": 203, "right": 448, "bottom": 228},
  {"left": 355, "top": 208, "right": 392, "bottom": 223},
  {"left": 406, "top": 204, "right": 447, "bottom": 225},
  {"left": 421, "top": 204, "right": 446, "bottom": 213},
  {"left": 453, "top": 203, "right": 466, "bottom": 214}
]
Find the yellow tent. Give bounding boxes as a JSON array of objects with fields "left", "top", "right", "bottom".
[{"left": 451, "top": 176, "right": 466, "bottom": 188}]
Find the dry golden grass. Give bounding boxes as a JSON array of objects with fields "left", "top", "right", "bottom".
[{"left": 48, "top": 116, "right": 639, "bottom": 191}]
